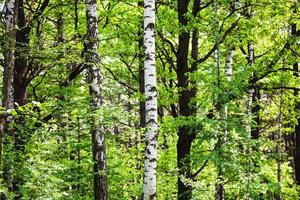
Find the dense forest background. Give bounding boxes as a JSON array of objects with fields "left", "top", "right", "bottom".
[{"left": 0, "top": 0, "right": 299, "bottom": 199}]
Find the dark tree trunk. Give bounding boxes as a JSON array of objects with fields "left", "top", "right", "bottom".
[
  {"left": 293, "top": 49, "right": 300, "bottom": 186},
  {"left": 290, "top": 19, "right": 300, "bottom": 186},
  {"left": 11, "top": 1, "right": 31, "bottom": 198},
  {"left": 138, "top": 1, "right": 146, "bottom": 128},
  {"left": 177, "top": 0, "right": 191, "bottom": 198},
  {"left": 14, "top": 0, "right": 30, "bottom": 106},
  {"left": 176, "top": 0, "right": 200, "bottom": 199}
]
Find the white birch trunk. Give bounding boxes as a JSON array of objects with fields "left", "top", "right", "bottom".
[
  {"left": 225, "top": 48, "right": 234, "bottom": 81},
  {"left": 142, "top": 0, "right": 158, "bottom": 199},
  {"left": 85, "top": 1, "right": 108, "bottom": 199},
  {"left": 247, "top": 41, "right": 254, "bottom": 136},
  {"left": 224, "top": 46, "right": 234, "bottom": 140}
]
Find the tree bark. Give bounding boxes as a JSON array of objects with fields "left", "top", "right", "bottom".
[
  {"left": 85, "top": 0, "right": 108, "bottom": 199},
  {"left": 245, "top": 2, "right": 260, "bottom": 139},
  {"left": 139, "top": 1, "right": 146, "bottom": 129},
  {"left": 142, "top": 0, "right": 158, "bottom": 199},
  {"left": 1, "top": 0, "right": 17, "bottom": 162},
  {"left": 14, "top": 0, "right": 29, "bottom": 106},
  {"left": 176, "top": 0, "right": 202, "bottom": 199},
  {"left": 291, "top": 21, "right": 300, "bottom": 186},
  {"left": 177, "top": 0, "right": 192, "bottom": 198},
  {"left": 0, "top": 0, "right": 18, "bottom": 199}
]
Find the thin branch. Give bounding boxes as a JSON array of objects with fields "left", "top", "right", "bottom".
[
  {"left": 196, "top": 18, "right": 240, "bottom": 66},
  {"left": 192, "top": 159, "right": 209, "bottom": 179},
  {"left": 250, "top": 43, "right": 290, "bottom": 84},
  {"left": 102, "top": 64, "right": 137, "bottom": 92},
  {"left": 157, "top": 31, "right": 177, "bottom": 56}
]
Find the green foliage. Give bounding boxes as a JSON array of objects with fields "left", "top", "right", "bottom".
[{"left": 0, "top": 0, "right": 299, "bottom": 199}]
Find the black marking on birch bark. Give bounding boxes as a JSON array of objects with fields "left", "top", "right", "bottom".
[
  {"left": 147, "top": 148, "right": 151, "bottom": 155},
  {"left": 146, "top": 119, "right": 156, "bottom": 124},
  {"left": 149, "top": 86, "right": 156, "bottom": 92},
  {"left": 149, "top": 158, "right": 156, "bottom": 162},
  {"left": 146, "top": 96, "right": 153, "bottom": 101},
  {"left": 145, "top": 23, "right": 155, "bottom": 30},
  {"left": 151, "top": 142, "right": 157, "bottom": 148},
  {"left": 145, "top": 53, "right": 151, "bottom": 60},
  {"left": 150, "top": 192, "right": 156, "bottom": 200}
]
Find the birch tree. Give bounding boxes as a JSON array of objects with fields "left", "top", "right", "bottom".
[
  {"left": 85, "top": 0, "right": 108, "bottom": 199},
  {"left": 142, "top": 0, "right": 158, "bottom": 199}
]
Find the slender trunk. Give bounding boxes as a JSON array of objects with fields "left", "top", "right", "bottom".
[
  {"left": 142, "top": 0, "right": 158, "bottom": 199},
  {"left": 85, "top": 0, "right": 108, "bottom": 199},
  {"left": 245, "top": 1, "right": 260, "bottom": 139},
  {"left": 136, "top": 2, "right": 144, "bottom": 196},
  {"left": 276, "top": 97, "right": 283, "bottom": 200},
  {"left": 13, "top": 4, "right": 30, "bottom": 195},
  {"left": 247, "top": 40, "right": 261, "bottom": 139},
  {"left": 74, "top": 0, "right": 79, "bottom": 34},
  {"left": 225, "top": 46, "right": 234, "bottom": 81},
  {"left": 77, "top": 117, "right": 81, "bottom": 192},
  {"left": 294, "top": 61, "right": 300, "bottom": 186},
  {"left": 14, "top": 0, "right": 29, "bottom": 106},
  {"left": 292, "top": 21, "right": 300, "bottom": 185},
  {"left": 213, "top": 2, "right": 225, "bottom": 199},
  {"left": 1, "top": 0, "right": 17, "bottom": 164},
  {"left": 139, "top": 1, "right": 146, "bottom": 129},
  {"left": 177, "top": 1, "right": 191, "bottom": 199},
  {"left": 176, "top": 1, "right": 201, "bottom": 199},
  {"left": 0, "top": 1, "right": 18, "bottom": 199}
]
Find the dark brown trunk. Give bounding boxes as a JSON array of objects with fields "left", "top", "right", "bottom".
[
  {"left": 247, "top": 42, "right": 260, "bottom": 139},
  {"left": 176, "top": 0, "right": 200, "bottom": 199},
  {"left": 293, "top": 62, "right": 300, "bottom": 185},
  {"left": 138, "top": 1, "right": 146, "bottom": 128},
  {"left": 6, "top": 0, "right": 30, "bottom": 198},
  {"left": 177, "top": 131, "right": 193, "bottom": 199},
  {"left": 290, "top": 21, "right": 300, "bottom": 186},
  {"left": 14, "top": 0, "right": 30, "bottom": 106},
  {"left": 177, "top": 0, "right": 191, "bottom": 198}
]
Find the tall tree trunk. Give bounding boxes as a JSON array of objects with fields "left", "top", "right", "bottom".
[
  {"left": 1, "top": 0, "right": 17, "bottom": 165},
  {"left": 245, "top": 1, "right": 260, "bottom": 139},
  {"left": 139, "top": 1, "right": 146, "bottom": 129},
  {"left": 176, "top": 0, "right": 202, "bottom": 199},
  {"left": 142, "top": 0, "right": 158, "bottom": 199},
  {"left": 291, "top": 21, "right": 300, "bottom": 186},
  {"left": 294, "top": 63, "right": 300, "bottom": 185},
  {"left": 10, "top": 2, "right": 31, "bottom": 198},
  {"left": 177, "top": 0, "right": 192, "bottom": 197},
  {"left": 213, "top": 3, "right": 224, "bottom": 199},
  {"left": 85, "top": 0, "right": 108, "bottom": 199},
  {"left": 14, "top": 0, "right": 29, "bottom": 106},
  {"left": 0, "top": 0, "right": 18, "bottom": 199}
]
